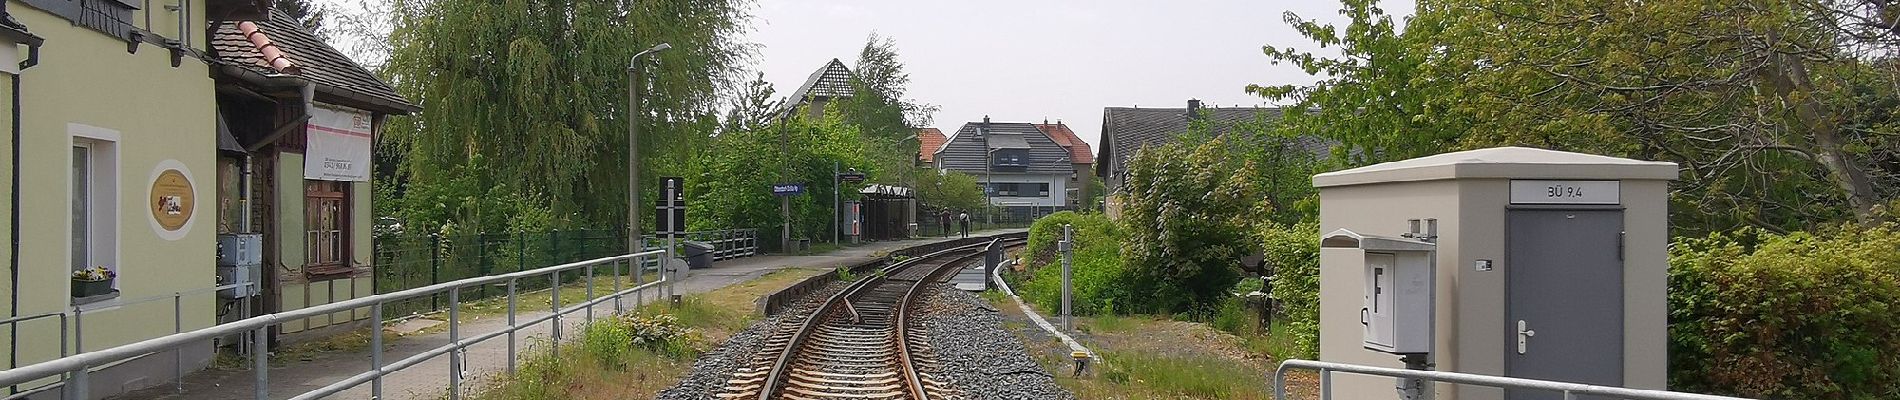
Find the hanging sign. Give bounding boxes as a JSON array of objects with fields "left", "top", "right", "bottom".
[
  {"left": 304, "top": 104, "right": 374, "bottom": 181},
  {"left": 1509, "top": 180, "right": 1619, "bottom": 205}
]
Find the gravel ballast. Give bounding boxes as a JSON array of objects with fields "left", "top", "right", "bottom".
[
  {"left": 655, "top": 279, "right": 845, "bottom": 400},
  {"left": 658, "top": 276, "right": 1073, "bottom": 399},
  {"left": 918, "top": 285, "right": 1077, "bottom": 400}
]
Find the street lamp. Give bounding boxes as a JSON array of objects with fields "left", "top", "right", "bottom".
[{"left": 627, "top": 42, "right": 671, "bottom": 253}]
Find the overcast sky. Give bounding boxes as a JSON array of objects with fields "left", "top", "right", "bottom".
[{"left": 747, "top": 0, "right": 1416, "bottom": 151}]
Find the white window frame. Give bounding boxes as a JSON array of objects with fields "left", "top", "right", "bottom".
[{"left": 70, "top": 123, "right": 120, "bottom": 297}]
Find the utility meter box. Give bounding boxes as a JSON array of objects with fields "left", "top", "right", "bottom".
[
  {"left": 1312, "top": 147, "right": 1679, "bottom": 400},
  {"left": 1323, "top": 229, "right": 1435, "bottom": 355},
  {"left": 217, "top": 233, "right": 263, "bottom": 267}
]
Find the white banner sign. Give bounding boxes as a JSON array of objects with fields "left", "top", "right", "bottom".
[{"left": 304, "top": 104, "right": 373, "bottom": 181}]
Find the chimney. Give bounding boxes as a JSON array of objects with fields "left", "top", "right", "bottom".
[{"left": 1187, "top": 99, "right": 1203, "bottom": 121}]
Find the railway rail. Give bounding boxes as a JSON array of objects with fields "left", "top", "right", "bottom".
[{"left": 719, "top": 235, "right": 1024, "bottom": 400}]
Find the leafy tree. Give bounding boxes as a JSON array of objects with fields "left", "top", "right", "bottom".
[
  {"left": 914, "top": 170, "right": 984, "bottom": 214},
  {"left": 1256, "top": 0, "right": 1899, "bottom": 233},
  {"left": 379, "top": 0, "right": 752, "bottom": 233},
  {"left": 687, "top": 111, "right": 874, "bottom": 240},
  {"left": 1118, "top": 135, "right": 1270, "bottom": 313}
]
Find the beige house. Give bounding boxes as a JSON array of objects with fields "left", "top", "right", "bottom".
[
  {"left": 1313, "top": 147, "right": 1677, "bottom": 399},
  {"left": 2, "top": 0, "right": 269, "bottom": 397}
]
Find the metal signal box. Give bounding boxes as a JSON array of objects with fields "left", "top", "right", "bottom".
[{"left": 1322, "top": 228, "right": 1435, "bottom": 355}]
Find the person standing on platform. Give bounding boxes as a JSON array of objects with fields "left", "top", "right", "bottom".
[
  {"left": 939, "top": 210, "right": 953, "bottom": 237},
  {"left": 958, "top": 211, "right": 971, "bottom": 238}
]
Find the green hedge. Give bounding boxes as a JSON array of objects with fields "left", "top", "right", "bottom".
[
  {"left": 1668, "top": 224, "right": 1900, "bottom": 399},
  {"left": 1018, "top": 211, "right": 1129, "bottom": 315},
  {"left": 1259, "top": 222, "right": 1320, "bottom": 359}
]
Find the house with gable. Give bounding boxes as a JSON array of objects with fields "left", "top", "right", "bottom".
[
  {"left": 930, "top": 117, "right": 1073, "bottom": 219},
  {"left": 208, "top": 9, "right": 418, "bottom": 342}
]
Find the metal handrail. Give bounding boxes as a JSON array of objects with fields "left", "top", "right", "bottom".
[
  {"left": 1273, "top": 359, "right": 1755, "bottom": 400},
  {"left": 0, "top": 249, "right": 668, "bottom": 400}
]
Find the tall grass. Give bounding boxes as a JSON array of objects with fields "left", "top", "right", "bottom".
[{"left": 1096, "top": 351, "right": 1268, "bottom": 399}]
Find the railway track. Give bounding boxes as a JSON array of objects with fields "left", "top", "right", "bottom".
[{"left": 718, "top": 236, "right": 1023, "bottom": 400}]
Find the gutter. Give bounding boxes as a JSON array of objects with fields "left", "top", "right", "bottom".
[{"left": 8, "top": 62, "right": 23, "bottom": 389}]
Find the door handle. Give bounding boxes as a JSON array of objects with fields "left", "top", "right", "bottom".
[
  {"left": 1516, "top": 320, "right": 1536, "bottom": 354},
  {"left": 1361, "top": 307, "right": 1369, "bottom": 326}
]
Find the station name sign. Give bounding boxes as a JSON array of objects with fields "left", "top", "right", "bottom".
[
  {"left": 772, "top": 183, "right": 806, "bottom": 196},
  {"left": 1509, "top": 180, "right": 1619, "bottom": 205}
]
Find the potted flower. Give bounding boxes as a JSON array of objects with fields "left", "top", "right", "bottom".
[{"left": 71, "top": 266, "right": 115, "bottom": 297}]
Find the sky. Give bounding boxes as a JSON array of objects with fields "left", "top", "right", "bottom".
[{"left": 746, "top": 0, "right": 1416, "bottom": 152}]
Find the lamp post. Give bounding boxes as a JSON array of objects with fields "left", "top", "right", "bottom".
[{"left": 627, "top": 42, "right": 671, "bottom": 253}]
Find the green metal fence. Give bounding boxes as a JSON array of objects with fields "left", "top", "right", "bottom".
[{"left": 372, "top": 229, "right": 629, "bottom": 319}]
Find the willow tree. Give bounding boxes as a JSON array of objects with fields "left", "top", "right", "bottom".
[{"left": 379, "top": 0, "right": 752, "bottom": 233}]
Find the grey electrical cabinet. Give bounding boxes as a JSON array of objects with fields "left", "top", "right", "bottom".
[
  {"left": 217, "top": 234, "right": 263, "bottom": 298},
  {"left": 1323, "top": 228, "right": 1434, "bottom": 355},
  {"left": 217, "top": 233, "right": 263, "bottom": 267}
]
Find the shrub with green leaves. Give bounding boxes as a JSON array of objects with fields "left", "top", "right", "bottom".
[
  {"left": 1018, "top": 212, "right": 1128, "bottom": 315},
  {"left": 1024, "top": 211, "right": 1120, "bottom": 268},
  {"left": 1668, "top": 223, "right": 1900, "bottom": 398},
  {"left": 1259, "top": 221, "right": 1319, "bottom": 359},
  {"left": 1118, "top": 135, "right": 1268, "bottom": 313}
]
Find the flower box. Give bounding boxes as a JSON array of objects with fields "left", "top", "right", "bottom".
[
  {"left": 71, "top": 266, "right": 116, "bottom": 298},
  {"left": 71, "top": 278, "right": 114, "bottom": 298}
]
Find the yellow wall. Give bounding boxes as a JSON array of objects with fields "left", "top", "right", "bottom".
[{"left": 4, "top": 2, "right": 218, "bottom": 368}]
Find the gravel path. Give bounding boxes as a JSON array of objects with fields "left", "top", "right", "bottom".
[
  {"left": 917, "top": 285, "right": 1075, "bottom": 400},
  {"left": 654, "top": 279, "right": 847, "bottom": 400}
]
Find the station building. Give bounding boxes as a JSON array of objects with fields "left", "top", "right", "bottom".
[{"left": 0, "top": 2, "right": 411, "bottom": 397}]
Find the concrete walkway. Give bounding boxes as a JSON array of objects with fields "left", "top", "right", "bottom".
[{"left": 113, "top": 229, "right": 1021, "bottom": 400}]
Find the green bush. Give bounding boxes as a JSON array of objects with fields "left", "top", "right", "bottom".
[
  {"left": 1024, "top": 211, "right": 1120, "bottom": 268},
  {"left": 1668, "top": 223, "right": 1900, "bottom": 399},
  {"left": 1019, "top": 212, "right": 1128, "bottom": 316},
  {"left": 1118, "top": 135, "right": 1268, "bottom": 313},
  {"left": 1021, "top": 243, "right": 1129, "bottom": 316},
  {"left": 1259, "top": 222, "right": 1319, "bottom": 360}
]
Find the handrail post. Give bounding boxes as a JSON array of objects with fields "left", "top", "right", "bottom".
[
  {"left": 505, "top": 279, "right": 517, "bottom": 375},
  {"left": 371, "top": 302, "right": 384, "bottom": 399},
  {"left": 584, "top": 262, "right": 595, "bottom": 323},
  {"left": 612, "top": 259, "right": 624, "bottom": 314},
  {"left": 549, "top": 271, "right": 561, "bottom": 360},
  {"left": 253, "top": 322, "right": 268, "bottom": 400},
  {"left": 67, "top": 367, "right": 88, "bottom": 400},
  {"left": 447, "top": 287, "right": 460, "bottom": 400}
]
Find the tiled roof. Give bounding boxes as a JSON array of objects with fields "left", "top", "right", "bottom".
[
  {"left": 211, "top": 10, "right": 418, "bottom": 114},
  {"left": 1034, "top": 122, "right": 1094, "bottom": 164},
  {"left": 918, "top": 128, "right": 945, "bottom": 162},
  {"left": 787, "top": 58, "right": 855, "bottom": 102},
  {"left": 1097, "top": 105, "right": 1333, "bottom": 188}
]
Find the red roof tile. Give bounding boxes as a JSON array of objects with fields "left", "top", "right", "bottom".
[
  {"left": 918, "top": 128, "right": 946, "bottom": 162},
  {"left": 1034, "top": 123, "right": 1094, "bottom": 164}
]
